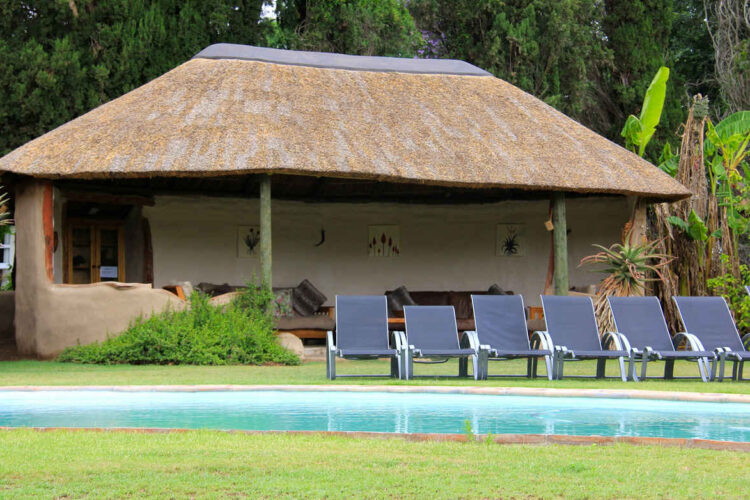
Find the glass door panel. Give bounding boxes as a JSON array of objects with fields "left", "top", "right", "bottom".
[
  {"left": 98, "top": 228, "right": 120, "bottom": 282},
  {"left": 70, "top": 227, "right": 92, "bottom": 284},
  {"left": 65, "top": 219, "right": 126, "bottom": 284}
]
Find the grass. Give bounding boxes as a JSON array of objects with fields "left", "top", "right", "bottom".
[
  {"left": 1, "top": 359, "right": 748, "bottom": 498},
  {"left": 1, "top": 358, "right": 749, "bottom": 394},
  {"left": 0, "top": 429, "right": 746, "bottom": 499}
]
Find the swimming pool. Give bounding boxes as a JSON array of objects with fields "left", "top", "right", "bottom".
[{"left": 2, "top": 389, "right": 750, "bottom": 442}]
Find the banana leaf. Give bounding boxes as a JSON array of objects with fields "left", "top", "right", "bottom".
[
  {"left": 620, "top": 66, "right": 670, "bottom": 157},
  {"left": 637, "top": 66, "right": 670, "bottom": 156}
]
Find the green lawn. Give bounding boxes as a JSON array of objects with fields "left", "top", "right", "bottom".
[
  {"left": 1, "top": 358, "right": 748, "bottom": 394},
  {"left": 0, "top": 429, "right": 745, "bottom": 499},
  {"left": 1, "top": 359, "right": 748, "bottom": 498}
]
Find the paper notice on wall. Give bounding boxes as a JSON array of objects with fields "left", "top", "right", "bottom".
[{"left": 100, "top": 266, "right": 118, "bottom": 279}]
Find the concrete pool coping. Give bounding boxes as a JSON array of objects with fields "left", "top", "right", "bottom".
[
  {"left": 2, "top": 426, "right": 750, "bottom": 452},
  {"left": 2, "top": 384, "right": 750, "bottom": 403}
]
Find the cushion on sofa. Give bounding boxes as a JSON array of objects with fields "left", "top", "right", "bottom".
[
  {"left": 273, "top": 288, "right": 295, "bottom": 318},
  {"left": 386, "top": 285, "right": 417, "bottom": 315},
  {"left": 292, "top": 279, "right": 327, "bottom": 317}
]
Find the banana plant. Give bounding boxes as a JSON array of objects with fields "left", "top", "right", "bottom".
[
  {"left": 706, "top": 111, "right": 750, "bottom": 182},
  {"left": 657, "top": 143, "right": 678, "bottom": 177},
  {"left": 621, "top": 67, "right": 670, "bottom": 157},
  {"left": 667, "top": 210, "right": 721, "bottom": 269},
  {"left": 705, "top": 111, "right": 750, "bottom": 252},
  {"left": 667, "top": 210, "right": 716, "bottom": 242}
]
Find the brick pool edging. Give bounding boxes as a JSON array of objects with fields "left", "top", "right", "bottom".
[
  {"left": 2, "top": 384, "right": 750, "bottom": 404},
  {"left": 2, "top": 426, "right": 749, "bottom": 452}
]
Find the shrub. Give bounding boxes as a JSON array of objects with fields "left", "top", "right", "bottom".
[
  {"left": 58, "top": 286, "right": 300, "bottom": 365},
  {"left": 707, "top": 258, "right": 750, "bottom": 333}
]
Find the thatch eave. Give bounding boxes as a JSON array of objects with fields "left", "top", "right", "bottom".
[
  {"left": 8, "top": 168, "right": 690, "bottom": 202},
  {"left": 0, "top": 45, "right": 692, "bottom": 202}
]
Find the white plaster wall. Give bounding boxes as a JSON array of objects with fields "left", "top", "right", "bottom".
[{"left": 144, "top": 195, "right": 628, "bottom": 307}]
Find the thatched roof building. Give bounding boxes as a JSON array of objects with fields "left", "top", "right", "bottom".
[{"left": 0, "top": 44, "right": 689, "bottom": 200}]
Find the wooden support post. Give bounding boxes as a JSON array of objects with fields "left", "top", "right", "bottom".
[
  {"left": 552, "top": 192, "right": 569, "bottom": 295},
  {"left": 259, "top": 174, "right": 272, "bottom": 289},
  {"left": 42, "top": 182, "right": 54, "bottom": 283}
]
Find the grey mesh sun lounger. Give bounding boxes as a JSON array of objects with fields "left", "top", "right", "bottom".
[
  {"left": 326, "top": 295, "right": 404, "bottom": 380},
  {"left": 470, "top": 294, "right": 554, "bottom": 380},
  {"left": 673, "top": 296, "right": 749, "bottom": 381},
  {"left": 402, "top": 305, "right": 480, "bottom": 380},
  {"left": 608, "top": 296, "right": 715, "bottom": 382},
  {"left": 540, "top": 295, "right": 633, "bottom": 381}
]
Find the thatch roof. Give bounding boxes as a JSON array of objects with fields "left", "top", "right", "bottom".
[{"left": 0, "top": 44, "right": 689, "bottom": 200}]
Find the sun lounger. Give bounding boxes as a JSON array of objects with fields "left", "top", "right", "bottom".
[
  {"left": 326, "top": 295, "right": 404, "bottom": 380},
  {"left": 673, "top": 296, "right": 749, "bottom": 381},
  {"left": 402, "top": 305, "right": 480, "bottom": 380},
  {"left": 470, "top": 294, "right": 554, "bottom": 380},
  {"left": 540, "top": 295, "right": 632, "bottom": 381},
  {"left": 608, "top": 296, "right": 715, "bottom": 382}
]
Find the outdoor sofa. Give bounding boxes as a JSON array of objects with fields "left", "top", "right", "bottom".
[
  {"left": 198, "top": 280, "right": 336, "bottom": 338},
  {"left": 385, "top": 285, "right": 520, "bottom": 333}
]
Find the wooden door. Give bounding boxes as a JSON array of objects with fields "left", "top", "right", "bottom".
[
  {"left": 68, "top": 224, "right": 95, "bottom": 284},
  {"left": 95, "top": 225, "right": 125, "bottom": 282},
  {"left": 65, "top": 222, "right": 125, "bottom": 283}
]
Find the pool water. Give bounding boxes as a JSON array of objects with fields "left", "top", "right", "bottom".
[{"left": 1, "top": 390, "right": 750, "bottom": 442}]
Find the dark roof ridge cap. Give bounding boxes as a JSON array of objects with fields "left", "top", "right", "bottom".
[{"left": 193, "top": 43, "right": 492, "bottom": 77}]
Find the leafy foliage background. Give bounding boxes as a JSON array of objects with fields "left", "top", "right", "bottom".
[{"left": 0, "top": 0, "right": 729, "bottom": 162}]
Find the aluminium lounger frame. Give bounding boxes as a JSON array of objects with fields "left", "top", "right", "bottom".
[
  {"left": 631, "top": 334, "right": 714, "bottom": 382},
  {"left": 326, "top": 295, "right": 406, "bottom": 380},
  {"left": 673, "top": 296, "right": 749, "bottom": 382},
  {"left": 547, "top": 332, "right": 632, "bottom": 381},
  {"left": 326, "top": 330, "right": 406, "bottom": 380},
  {"left": 608, "top": 296, "right": 715, "bottom": 383},
  {"left": 469, "top": 294, "right": 555, "bottom": 380},
  {"left": 539, "top": 295, "right": 634, "bottom": 381},
  {"left": 401, "top": 305, "right": 480, "bottom": 380}
]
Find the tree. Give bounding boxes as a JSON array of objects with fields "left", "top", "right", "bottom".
[
  {"left": 409, "top": 0, "right": 613, "bottom": 135},
  {"left": 704, "top": 0, "right": 750, "bottom": 114},
  {"left": 602, "top": 0, "right": 683, "bottom": 157},
  {"left": 0, "top": 0, "right": 271, "bottom": 156},
  {"left": 670, "top": 0, "right": 719, "bottom": 106},
  {"left": 276, "top": 0, "right": 422, "bottom": 56}
]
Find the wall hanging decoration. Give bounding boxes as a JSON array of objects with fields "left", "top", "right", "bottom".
[
  {"left": 368, "top": 225, "right": 400, "bottom": 257},
  {"left": 496, "top": 224, "right": 526, "bottom": 257},
  {"left": 314, "top": 228, "right": 326, "bottom": 247},
  {"left": 237, "top": 225, "right": 260, "bottom": 258}
]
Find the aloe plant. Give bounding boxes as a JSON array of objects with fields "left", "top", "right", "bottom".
[
  {"left": 581, "top": 236, "right": 672, "bottom": 296},
  {"left": 621, "top": 66, "right": 670, "bottom": 157},
  {"left": 580, "top": 233, "right": 672, "bottom": 333}
]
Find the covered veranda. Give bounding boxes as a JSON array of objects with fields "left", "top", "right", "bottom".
[{"left": 0, "top": 44, "right": 689, "bottom": 357}]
